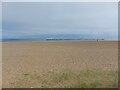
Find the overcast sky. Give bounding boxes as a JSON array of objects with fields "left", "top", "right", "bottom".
[{"left": 2, "top": 2, "right": 118, "bottom": 40}]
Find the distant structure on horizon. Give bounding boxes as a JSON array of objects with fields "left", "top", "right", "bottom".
[{"left": 46, "top": 38, "right": 105, "bottom": 41}]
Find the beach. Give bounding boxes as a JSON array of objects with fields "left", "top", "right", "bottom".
[
  {"left": 0, "top": 42, "right": 2, "bottom": 89},
  {"left": 2, "top": 41, "right": 118, "bottom": 88}
]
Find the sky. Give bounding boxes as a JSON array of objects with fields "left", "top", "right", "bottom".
[
  {"left": 2, "top": 2, "right": 118, "bottom": 40},
  {"left": 0, "top": 3, "right": 2, "bottom": 40}
]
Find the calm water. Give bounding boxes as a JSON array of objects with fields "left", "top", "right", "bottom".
[{"left": 2, "top": 34, "right": 114, "bottom": 42}]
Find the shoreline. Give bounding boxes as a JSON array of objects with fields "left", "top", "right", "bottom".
[{"left": 1, "top": 40, "right": 118, "bottom": 43}]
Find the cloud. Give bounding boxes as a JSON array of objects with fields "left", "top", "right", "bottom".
[
  {"left": 2, "top": 2, "right": 118, "bottom": 40},
  {"left": 0, "top": 3, "right": 2, "bottom": 40}
]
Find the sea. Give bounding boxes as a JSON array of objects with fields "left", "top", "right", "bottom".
[{"left": 1, "top": 34, "right": 115, "bottom": 42}]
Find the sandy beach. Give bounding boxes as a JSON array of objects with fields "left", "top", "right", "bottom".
[{"left": 2, "top": 41, "right": 118, "bottom": 88}]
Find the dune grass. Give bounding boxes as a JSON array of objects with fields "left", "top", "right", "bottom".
[{"left": 13, "top": 69, "right": 118, "bottom": 88}]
